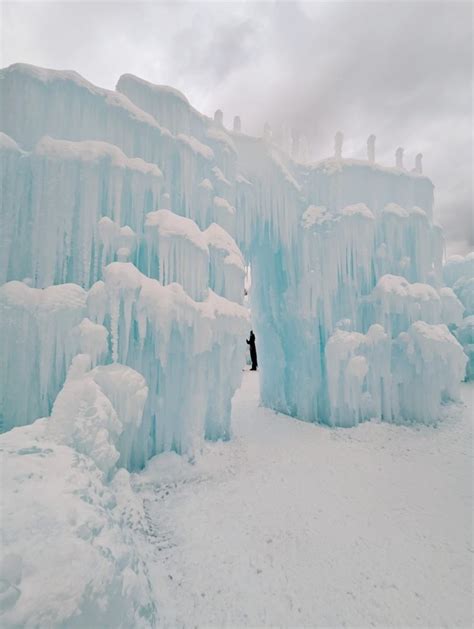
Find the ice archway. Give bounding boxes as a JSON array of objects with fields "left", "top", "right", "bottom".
[{"left": 0, "top": 64, "right": 468, "bottom": 470}]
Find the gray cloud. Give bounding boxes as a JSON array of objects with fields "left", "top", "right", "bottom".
[{"left": 1, "top": 0, "right": 472, "bottom": 253}]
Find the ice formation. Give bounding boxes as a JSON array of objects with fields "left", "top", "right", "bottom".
[
  {"left": 443, "top": 253, "right": 474, "bottom": 379},
  {"left": 1, "top": 412, "right": 156, "bottom": 626},
  {"left": 1, "top": 262, "right": 248, "bottom": 467},
  {"left": 0, "top": 60, "right": 470, "bottom": 461}
]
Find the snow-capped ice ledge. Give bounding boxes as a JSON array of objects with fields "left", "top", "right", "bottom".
[{"left": 0, "top": 62, "right": 470, "bottom": 466}]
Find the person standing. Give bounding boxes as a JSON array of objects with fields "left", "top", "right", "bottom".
[{"left": 246, "top": 330, "right": 258, "bottom": 371}]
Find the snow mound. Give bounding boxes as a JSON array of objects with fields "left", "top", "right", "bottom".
[{"left": 0, "top": 421, "right": 155, "bottom": 627}]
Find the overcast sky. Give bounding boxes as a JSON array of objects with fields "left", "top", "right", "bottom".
[{"left": 1, "top": 1, "right": 472, "bottom": 254}]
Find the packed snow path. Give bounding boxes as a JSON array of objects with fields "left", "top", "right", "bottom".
[{"left": 137, "top": 373, "right": 473, "bottom": 627}]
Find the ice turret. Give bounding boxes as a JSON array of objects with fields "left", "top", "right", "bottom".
[
  {"left": 233, "top": 115, "right": 241, "bottom": 133},
  {"left": 367, "top": 134, "right": 376, "bottom": 163},
  {"left": 334, "top": 131, "right": 344, "bottom": 159},
  {"left": 396, "top": 146, "right": 404, "bottom": 169},
  {"left": 415, "top": 153, "right": 423, "bottom": 174},
  {"left": 214, "top": 109, "right": 224, "bottom": 126}
]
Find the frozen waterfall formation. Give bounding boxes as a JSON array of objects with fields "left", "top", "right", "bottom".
[{"left": 0, "top": 63, "right": 471, "bottom": 469}]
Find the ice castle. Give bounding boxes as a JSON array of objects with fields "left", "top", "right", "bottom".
[{"left": 0, "top": 63, "right": 471, "bottom": 471}]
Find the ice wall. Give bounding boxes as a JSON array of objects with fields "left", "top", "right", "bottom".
[
  {"left": 1, "top": 134, "right": 163, "bottom": 287},
  {"left": 116, "top": 73, "right": 208, "bottom": 138},
  {"left": 143, "top": 209, "right": 209, "bottom": 300},
  {"left": 326, "top": 322, "right": 466, "bottom": 426},
  {"left": 0, "top": 61, "right": 468, "bottom": 440},
  {"left": 0, "top": 263, "right": 248, "bottom": 468},
  {"left": 0, "top": 281, "right": 88, "bottom": 431},
  {"left": 443, "top": 253, "right": 474, "bottom": 380},
  {"left": 0, "top": 65, "right": 250, "bottom": 469},
  {"left": 204, "top": 223, "right": 245, "bottom": 304}
]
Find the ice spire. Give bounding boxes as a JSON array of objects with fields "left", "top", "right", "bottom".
[
  {"left": 395, "top": 147, "right": 404, "bottom": 169},
  {"left": 233, "top": 115, "right": 241, "bottom": 133},
  {"left": 263, "top": 122, "right": 272, "bottom": 142},
  {"left": 367, "top": 134, "right": 376, "bottom": 163},
  {"left": 415, "top": 153, "right": 423, "bottom": 174},
  {"left": 214, "top": 109, "right": 223, "bottom": 126},
  {"left": 334, "top": 131, "right": 344, "bottom": 159}
]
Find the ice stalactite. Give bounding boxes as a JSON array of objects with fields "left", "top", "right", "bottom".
[
  {"left": 366, "top": 274, "right": 462, "bottom": 336},
  {"left": 86, "top": 262, "right": 248, "bottom": 466},
  {"left": 443, "top": 253, "right": 474, "bottom": 290},
  {"left": 205, "top": 223, "right": 245, "bottom": 304},
  {"left": 0, "top": 281, "right": 88, "bottom": 431},
  {"left": 116, "top": 73, "right": 206, "bottom": 138},
  {"left": 0, "top": 262, "right": 248, "bottom": 467},
  {"left": 0, "top": 135, "right": 163, "bottom": 288},
  {"left": 144, "top": 209, "right": 210, "bottom": 301},
  {"left": 454, "top": 316, "right": 474, "bottom": 380},
  {"left": 326, "top": 321, "right": 466, "bottom": 425}
]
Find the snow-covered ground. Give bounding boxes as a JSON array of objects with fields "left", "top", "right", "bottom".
[{"left": 135, "top": 372, "right": 473, "bottom": 627}]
